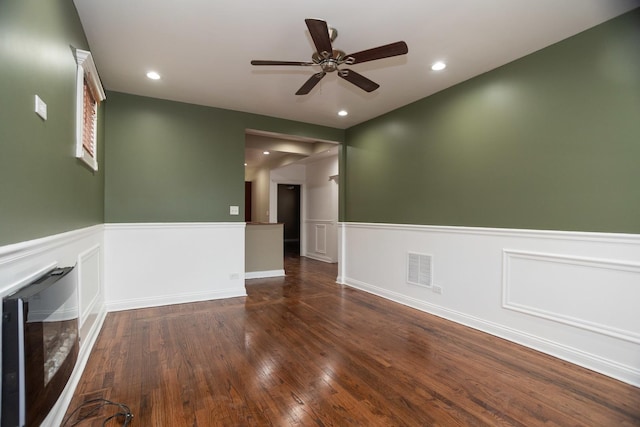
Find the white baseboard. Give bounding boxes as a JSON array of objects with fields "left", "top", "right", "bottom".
[
  {"left": 343, "top": 276, "right": 640, "bottom": 387},
  {"left": 106, "top": 287, "right": 246, "bottom": 312},
  {"left": 304, "top": 253, "right": 336, "bottom": 263},
  {"left": 245, "top": 269, "right": 285, "bottom": 279}
]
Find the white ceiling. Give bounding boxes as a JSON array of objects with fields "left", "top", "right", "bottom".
[
  {"left": 73, "top": 0, "right": 638, "bottom": 130},
  {"left": 244, "top": 130, "right": 338, "bottom": 169}
]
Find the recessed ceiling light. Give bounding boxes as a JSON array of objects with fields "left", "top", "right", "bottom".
[
  {"left": 146, "top": 71, "right": 161, "bottom": 80},
  {"left": 431, "top": 61, "right": 446, "bottom": 71},
  {"left": 244, "top": 163, "right": 247, "bottom": 166},
  {"left": 263, "top": 151, "right": 270, "bottom": 155},
  {"left": 338, "top": 110, "right": 348, "bottom": 117}
]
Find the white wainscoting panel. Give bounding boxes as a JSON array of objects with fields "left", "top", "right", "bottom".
[
  {"left": 104, "top": 223, "right": 246, "bottom": 311},
  {"left": 305, "top": 220, "right": 337, "bottom": 263},
  {"left": 0, "top": 225, "right": 107, "bottom": 427},
  {"left": 340, "top": 222, "right": 640, "bottom": 386},
  {"left": 77, "top": 244, "right": 102, "bottom": 331},
  {"left": 315, "top": 224, "right": 327, "bottom": 254},
  {"left": 503, "top": 250, "right": 640, "bottom": 344}
]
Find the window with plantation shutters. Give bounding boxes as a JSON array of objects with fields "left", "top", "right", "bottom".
[
  {"left": 82, "top": 79, "right": 97, "bottom": 157},
  {"left": 75, "top": 49, "right": 105, "bottom": 171}
]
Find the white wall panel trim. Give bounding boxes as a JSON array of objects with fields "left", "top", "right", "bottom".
[
  {"left": 345, "top": 222, "right": 640, "bottom": 245},
  {"left": 315, "top": 224, "right": 327, "bottom": 254},
  {"left": 306, "top": 220, "right": 338, "bottom": 263},
  {"left": 502, "top": 249, "right": 640, "bottom": 344},
  {"left": 77, "top": 244, "right": 102, "bottom": 327},
  {"left": 0, "top": 224, "right": 103, "bottom": 265},
  {"left": 337, "top": 223, "right": 347, "bottom": 284},
  {"left": 105, "top": 222, "right": 245, "bottom": 230}
]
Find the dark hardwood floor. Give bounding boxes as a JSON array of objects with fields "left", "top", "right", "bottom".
[{"left": 66, "top": 255, "right": 640, "bottom": 426}]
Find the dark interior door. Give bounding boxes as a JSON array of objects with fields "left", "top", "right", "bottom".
[
  {"left": 244, "top": 181, "right": 252, "bottom": 222},
  {"left": 277, "top": 184, "right": 301, "bottom": 255}
]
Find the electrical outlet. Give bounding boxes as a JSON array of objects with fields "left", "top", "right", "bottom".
[
  {"left": 230, "top": 273, "right": 240, "bottom": 280},
  {"left": 229, "top": 205, "right": 239, "bottom": 215},
  {"left": 433, "top": 285, "right": 443, "bottom": 295}
]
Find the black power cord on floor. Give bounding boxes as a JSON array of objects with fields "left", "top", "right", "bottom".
[{"left": 61, "top": 398, "right": 134, "bottom": 426}]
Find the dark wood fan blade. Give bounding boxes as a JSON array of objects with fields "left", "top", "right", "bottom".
[
  {"left": 305, "top": 19, "right": 332, "bottom": 56},
  {"left": 338, "top": 69, "right": 380, "bottom": 92},
  {"left": 345, "top": 41, "right": 408, "bottom": 64},
  {"left": 296, "top": 72, "right": 326, "bottom": 95},
  {"left": 251, "top": 60, "right": 315, "bottom": 66}
]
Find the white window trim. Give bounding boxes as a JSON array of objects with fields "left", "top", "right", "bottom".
[{"left": 75, "top": 49, "right": 106, "bottom": 171}]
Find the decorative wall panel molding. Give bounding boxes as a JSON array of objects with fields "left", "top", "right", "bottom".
[
  {"left": 502, "top": 250, "right": 640, "bottom": 344},
  {"left": 77, "top": 244, "right": 102, "bottom": 327},
  {"left": 305, "top": 220, "right": 338, "bottom": 263},
  {"left": 315, "top": 224, "right": 327, "bottom": 254}
]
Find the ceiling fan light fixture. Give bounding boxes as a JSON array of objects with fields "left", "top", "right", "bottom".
[
  {"left": 146, "top": 71, "right": 161, "bottom": 80},
  {"left": 431, "top": 61, "right": 446, "bottom": 71}
]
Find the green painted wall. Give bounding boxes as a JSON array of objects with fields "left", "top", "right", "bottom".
[
  {"left": 3, "top": 2, "right": 636, "bottom": 242},
  {"left": 0, "top": 0, "right": 104, "bottom": 246},
  {"left": 344, "top": 9, "right": 640, "bottom": 233},
  {"left": 104, "top": 92, "right": 343, "bottom": 222}
]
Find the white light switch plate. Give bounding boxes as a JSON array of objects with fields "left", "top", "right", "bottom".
[
  {"left": 229, "top": 206, "right": 239, "bottom": 215},
  {"left": 35, "top": 95, "right": 47, "bottom": 120}
]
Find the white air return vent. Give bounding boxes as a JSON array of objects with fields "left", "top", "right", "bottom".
[{"left": 407, "top": 252, "right": 432, "bottom": 288}]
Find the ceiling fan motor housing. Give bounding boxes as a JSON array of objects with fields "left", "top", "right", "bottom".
[{"left": 312, "top": 50, "right": 351, "bottom": 73}]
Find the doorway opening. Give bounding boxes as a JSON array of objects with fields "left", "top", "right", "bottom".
[
  {"left": 277, "top": 184, "right": 301, "bottom": 256},
  {"left": 244, "top": 129, "right": 340, "bottom": 275},
  {"left": 244, "top": 181, "right": 252, "bottom": 223}
]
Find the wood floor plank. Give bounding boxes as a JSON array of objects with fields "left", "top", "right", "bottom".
[{"left": 65, "top": 255, "right": 640, "bottom": 426}]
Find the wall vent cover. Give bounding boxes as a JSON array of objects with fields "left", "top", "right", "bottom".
[{"left": 407, "top": 252, "right": 432, "bottom": 288}]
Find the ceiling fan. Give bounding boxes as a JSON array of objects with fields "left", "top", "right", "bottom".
[{"left": 251, "top": 19, "right": 408, "bottom": 95}]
